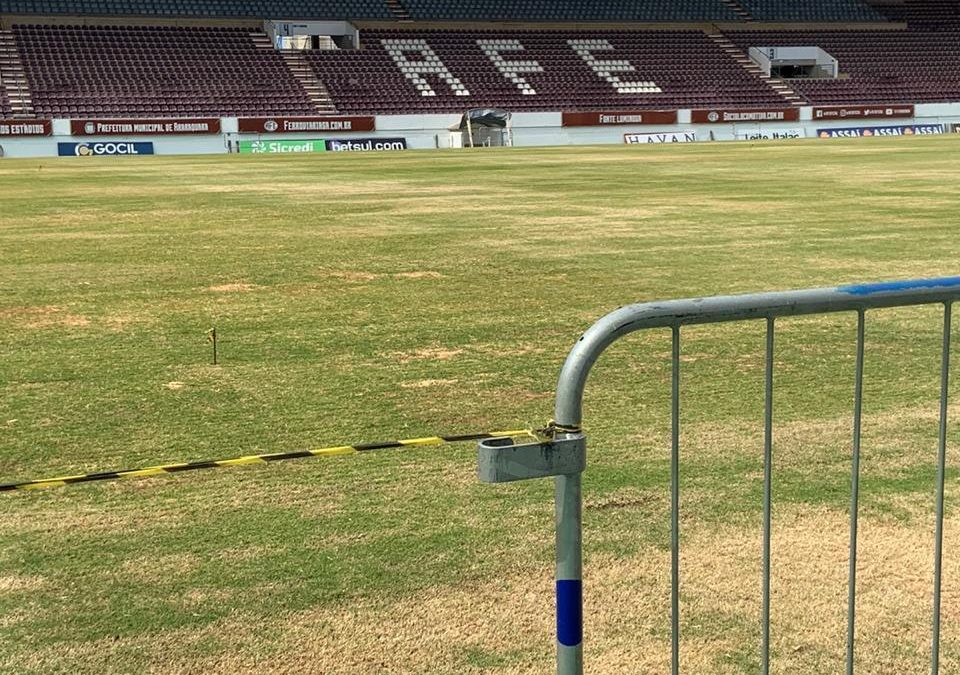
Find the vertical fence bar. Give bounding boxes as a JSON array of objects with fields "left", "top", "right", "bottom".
[
  {"left": 846, "top": 310, "right": 866, "bottom": 675},
  {"left": 556, "top": 470, "right": 583, "bottom": 675},
  {"left": 671, "top": 326, "right": 681, "bottom": 675},
  {"left": 931, "top": 302, "right": 952, "bottom": 675},
  {"left": 762, "top": 317, "right": 775, "bottom": 675}
]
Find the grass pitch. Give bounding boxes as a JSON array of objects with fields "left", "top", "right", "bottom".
[{"left": 2, "top": 136, "right": 960, "bottom": 673}]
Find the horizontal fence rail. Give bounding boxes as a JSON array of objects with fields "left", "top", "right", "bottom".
[{"left": 548, "top": 276, "right": 960, "bottom": 675}]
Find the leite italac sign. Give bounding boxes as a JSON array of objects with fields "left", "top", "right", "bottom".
[
  {"left": 238, "top": 116, "right": 376, "bottom": 133},
  {"left": 562, "top": 110, "right": 677, "bottom": 127},
  {"left": 0, "top": 119, "right": 51, "bottom": 137},
  {"left": 70, "top": 118, "right": 220, "bottom": 135},
  {"left": 813, "top": 105, "right": 914, "bottom": 121},
  {"left": 692, "top": 108, "right": 801, "bottom": 124}
]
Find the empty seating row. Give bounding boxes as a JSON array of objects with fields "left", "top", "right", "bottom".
[
  {"left": 737, "top": 0, "right": 886, "bottom": 22},
  {"left": 0, "top": 0, "right": 896, "bottom": 22},
  {"left": 12, "top": 23, "right": 318, "bottom": 117},
  {"left": 727, "top": 28, "right": 960, "bottom": 103},
  {"left": 306, "top": 29, "right": 787, "bottom": 114},
  {"left": 400, "top": 0, "right": 740, "bottom": 22},
  {"left": 0, "top": 0, "right": 391, "bottom": 19}
]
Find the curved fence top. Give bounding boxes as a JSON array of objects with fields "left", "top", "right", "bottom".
[{"left": 554, "top": 276, "right": 960, "bottom": 427}]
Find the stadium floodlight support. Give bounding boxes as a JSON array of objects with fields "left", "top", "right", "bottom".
[{"left": 481, "top": 276, "right": 960, "bottom": 675}]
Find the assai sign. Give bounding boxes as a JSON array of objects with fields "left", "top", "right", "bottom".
[
  {"left": 238, "top": 139, "right": 326, "bottom": 154},
  {"left": 58, "top": 142, "right": 155, "bottom": 156},
  {"left": 817, "top": 124, "right": 944, "bottom": 138},
  {"left": 624, "top": 131, "right": 697, "bottom": 144}
]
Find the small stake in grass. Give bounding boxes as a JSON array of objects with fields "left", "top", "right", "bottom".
[{"left": 207, "top": 327, "right": 218, "bottom": 365}]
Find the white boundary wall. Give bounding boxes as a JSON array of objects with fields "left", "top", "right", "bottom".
[{"left": 1, "top": 103, "right": 959, "bottom": 158}]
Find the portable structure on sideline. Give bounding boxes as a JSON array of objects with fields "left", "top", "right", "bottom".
[{"left": 480, "top": 276, "right": 960, "bottom": 675}]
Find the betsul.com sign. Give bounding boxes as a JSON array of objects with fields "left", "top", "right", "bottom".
[
  {"left": 326, "top": 138, "right": 407, "bottom": 152},
  {"left": 58, "top": 142, "right": 155, "bottom": 156}
]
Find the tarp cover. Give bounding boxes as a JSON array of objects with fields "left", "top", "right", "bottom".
[{"left": 458, "top": 108, "right": 511, "bottom": 129}]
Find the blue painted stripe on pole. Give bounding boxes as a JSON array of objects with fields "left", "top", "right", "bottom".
[
  {"left": 840, "top": 277, "right": 960, "bottom": 296},
  {"left": 557, "top": 579, "right": 583, "bottom": 647}
]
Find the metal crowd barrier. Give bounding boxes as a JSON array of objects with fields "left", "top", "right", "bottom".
[{"left": 480, "top": 277, "right": 960, "bottom": 675}]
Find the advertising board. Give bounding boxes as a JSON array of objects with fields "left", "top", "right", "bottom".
[
  {"left": 562, "top": 111, "right": 677, "bottom": 127},
  {"left": 58, "top": 142, "right": 155, "bottom": 156},
  {"left": 0, "top": 119, "right": 51, "bottom": 137},
  {"left": 817, "top": 124, "right": 944, "bottom": 138},
  {"left": 735, "top": 128, "right": 805, "bottom": 141},
  {"left": 70, "top": 119, "right": 219, "bottom": 135},
  {"left": 624, "top": 131, "right": 697, "bottom": 144},
  {"left": 692, "top": 108, "right": 800, "bottom": 124},
  {"left": 237, "top": 117, "right": 376, "bottom": 133},
  {"left": 325, "top": 138, "right": 407, "bottom": 151},
  {"left": 238, "top": 139, "right": 326, "bottom": 154},
  {"left": 813, "top": 105, "right": 914, "bottom": 121}
]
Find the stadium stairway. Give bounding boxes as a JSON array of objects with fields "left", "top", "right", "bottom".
[
  {"left": 384, "top": 0, "right": 411, "bottom": 21},
  {"left": 720, "top": 0, "right": 755, "bottom": 21},
  {"left": 0, "top": 30, "right": 33, "bottom": 117},
  {"left": 280, "top": 48, "right": 338, "bottom": 114},
  {"left": 705, "top": 31, "right": 806, "bottom": 105}
]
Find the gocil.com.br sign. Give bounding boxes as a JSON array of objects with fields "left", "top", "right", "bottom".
[{"left": 58, "top": 142, "right": 155, "bottom": 156}]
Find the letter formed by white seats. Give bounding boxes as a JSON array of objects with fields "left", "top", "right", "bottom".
[
  {"left": 568, "top": 39, "right": 662, "bottom": 95},
  {"left": 477, "top": 39, "right": 544, "bottom": 95},
  {"left": 381, "top": 39, "right": 470, "bottom": 97}
]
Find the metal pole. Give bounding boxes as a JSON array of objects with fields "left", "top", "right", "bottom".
[
  {"left": 846, "top": 310, "right": 866, "bottom": 675},
  {"left": 671, "top": 326, "right": 681, "bottom": 675},
  {"left": 761, "top": 317, "right": 775, "bottom": 675},
  {"left": 931, "top": 302, "right": 952, "bottom": 675},
  {"left": 556, "top": 470, "right": 583, "bottom": 675}
]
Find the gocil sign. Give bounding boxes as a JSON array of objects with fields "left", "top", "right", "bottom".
[{"left": 58, "top": 142, "right": 155, "bottom": 156}]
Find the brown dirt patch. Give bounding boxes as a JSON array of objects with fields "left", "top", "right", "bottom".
[
  {"left": 0, "top": 305, "right": 90, "bottom": 330},
  {"left": 390, "top": 347, "right": 464, "bottom": 364},
  {"left": 399, "top": 378, "right": 460, "bottom": 390},
  {"left": 0, "top": 574, "right": 45, "bottom": 593},
  {"left": 206, "top": 283, "right": 259, "bottom": 293},
  {"left": 393, "top": 271, "right": 444, "bottom": 280}
]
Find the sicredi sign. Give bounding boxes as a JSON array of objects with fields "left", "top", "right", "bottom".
[
  {"left": 624, "top": 131, "right": 697, "bottom": 144},
  {"left": 238, "top": 139, "right": 326, "bottom": 154},
  {"left": 58, "top": 142, "right": 155, "bottom": 156},
  {"left": 817, "top": 124, "right": 945, "bottom": 138}
]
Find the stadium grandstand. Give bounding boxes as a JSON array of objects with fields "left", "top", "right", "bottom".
[{"left": 0, "top": 0, "right": 958, "bottom": 151}]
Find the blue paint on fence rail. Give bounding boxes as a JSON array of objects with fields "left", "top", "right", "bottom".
[
  {"left": 556, "top": 579, "right": 583, "bottom": 647},
  {"left": 840, "top": 277, "right": 960, "bottom": 296}
]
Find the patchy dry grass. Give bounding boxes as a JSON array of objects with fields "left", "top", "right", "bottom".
[{"left": 2, "top": 137, "right": 960, "bottom": 673}]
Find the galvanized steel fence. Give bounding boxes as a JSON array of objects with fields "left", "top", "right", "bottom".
[{"left": 483, "top": 277, "right": 960, "bottom": 675}]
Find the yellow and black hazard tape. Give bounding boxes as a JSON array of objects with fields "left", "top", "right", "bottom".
[{"left": 0, "top": 429, "right": 538, "bottom": 493}]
